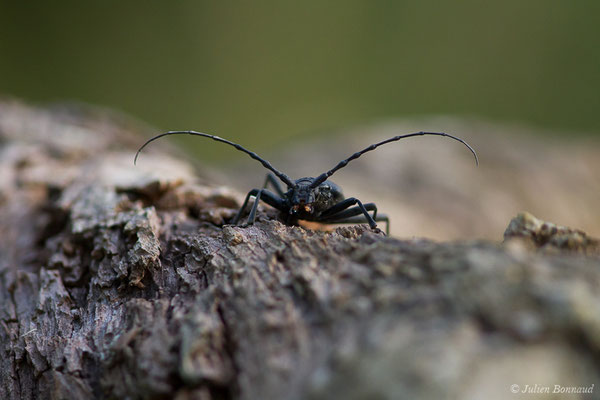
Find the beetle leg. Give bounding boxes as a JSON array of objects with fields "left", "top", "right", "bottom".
[
  {"left": 246, "top": 189, "right": 263, "bottom": 224},
  {"left": 320, "top": 197, "right": 360, "bottom": 217},
  {"left": 232, "top": 189, "right": 287, "bottom": 226},
  {"left": 319, "top": 198, "right": 377, "bottom": 229},
  {"left": 232, "top": 189, "right": 259, "bottom": 225},
  {"left": 321, "top": 203, "right": 377, "bottom": 220},
  {"left": 262, "top": 173, "right": 286, "bottom": 196}
]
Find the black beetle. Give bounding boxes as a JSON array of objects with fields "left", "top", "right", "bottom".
[{"left": 135, "top": 131, "right": 478, "bottom": 234}]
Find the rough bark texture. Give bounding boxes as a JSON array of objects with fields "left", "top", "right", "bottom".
[{"left": 1, "top": 100, "right": 600, "bottom": 400}]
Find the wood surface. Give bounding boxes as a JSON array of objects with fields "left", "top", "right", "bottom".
[{"left": 1, "top": 100, "right": 599, "bottom": 400}]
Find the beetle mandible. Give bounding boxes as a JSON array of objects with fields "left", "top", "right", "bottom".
[{"left": 135, "top": 131, "right": 478, "bottom": 235}]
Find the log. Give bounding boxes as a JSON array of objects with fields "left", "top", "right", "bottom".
[{"left": 1, "top": 100, "right": 599, "bottom": 400}]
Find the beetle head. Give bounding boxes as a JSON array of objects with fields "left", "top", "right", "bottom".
[{"left": 288, "top": 179, "right": 316, "bottom": 216}]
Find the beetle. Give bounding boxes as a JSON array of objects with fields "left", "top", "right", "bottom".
[{"left": 135, "top": 131, "right": 478, "bottom": 235}]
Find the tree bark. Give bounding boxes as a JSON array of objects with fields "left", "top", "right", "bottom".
[{"left": 1, "top": 100, "right": 599, "bottom": 400}]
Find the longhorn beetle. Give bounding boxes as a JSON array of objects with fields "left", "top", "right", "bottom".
[{"left": 135, "top": 131, "right": 478, "bottom": 235}]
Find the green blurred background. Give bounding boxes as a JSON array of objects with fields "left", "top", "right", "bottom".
[{"left": 1, "top": 1, "right": 599, "bottom": 160}]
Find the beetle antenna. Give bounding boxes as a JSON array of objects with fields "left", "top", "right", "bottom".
[
  {"left": 311, "top": 131, "right": 478, "bottom": 188},
  {"left": 134, "top": 131, "right": 295, "bottom": 187}
]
